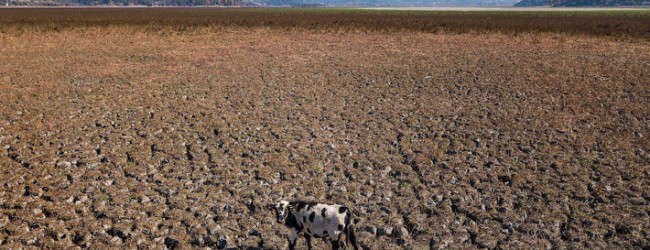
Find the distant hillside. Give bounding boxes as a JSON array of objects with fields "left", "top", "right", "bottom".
[
  {"left": 256, "top": 0, "right": 519, "bottom": 6},
  {"left": 5, "top": 0, "right": 252, "bottom": 6},
  {"left": 5, "top": 0, "right": 519, "bottom": 6},
  {"left": 515, "top": 0, "right": 649, "bottom": 6}
]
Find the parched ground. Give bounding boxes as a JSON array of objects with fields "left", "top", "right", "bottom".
[{"left": 0, "top": 11, "right": 649, "bottom": 249}]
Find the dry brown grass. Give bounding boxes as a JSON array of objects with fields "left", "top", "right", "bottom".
[{"left": 0, "top": 9, "right": 649, "bottom": 250}]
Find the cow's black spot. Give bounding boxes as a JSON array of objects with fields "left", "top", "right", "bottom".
[
  {"left": 306, "top": 228, "right": 311, "bottom": 234},
  {"left": 312, "top": 229, "right": 328, "bottom": 239},
  {"left": 285, "top": 213, "right": 301, "bottom": 231},
  {"left": 321, "top": 208, "right": 327, "bottom": 217},
  {"left": 309, "top": 212, "right": 315, "bottom": 222},
  {"left": 338, "top": 207, "right": 348, "bottom": 214},
  {"left": 290, "top": 200, "right": 317, "bottom": 208},
  {"left": 303, "top": 216, "right": 306, "bottom": 223},
  {"left": 296, "top": 202, "right": 307, "bottom": 211},
  {"left": 338, "top": 224, "right": 344, "bottom": 231},
  {"left": 345, "top": 212, "right": 351, "bottom": 225}
]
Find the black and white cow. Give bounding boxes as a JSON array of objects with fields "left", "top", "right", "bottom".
[{"left": 268, "top": 200, "right": 359, "bottom": 250}]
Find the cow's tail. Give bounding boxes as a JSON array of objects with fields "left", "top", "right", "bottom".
[{"left": 345, "top": 210, "right": 360, "bottom": 250}]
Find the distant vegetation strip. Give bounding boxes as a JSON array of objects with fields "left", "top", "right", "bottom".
[
  {"left": 0, "top": 8, "right": 649, "bottom": 40},
  {"left": 515, "top": 0, "right": 649, "bottom": 7}
]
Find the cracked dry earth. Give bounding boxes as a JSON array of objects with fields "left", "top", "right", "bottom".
[{"left": 0, "top": 28, "right": 649, "bottom": 249}]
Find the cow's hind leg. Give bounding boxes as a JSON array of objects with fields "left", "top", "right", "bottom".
[{"left": 305, "top": 235, "right": 313, "bottom": 250}]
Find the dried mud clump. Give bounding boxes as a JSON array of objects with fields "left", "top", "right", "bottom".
[{"left": 1, "top": 10, "right": 649, "bottom": 250}]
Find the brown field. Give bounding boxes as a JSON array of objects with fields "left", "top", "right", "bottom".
[{"left": 0, "top": 8, "right": 649, "bottom": 249}]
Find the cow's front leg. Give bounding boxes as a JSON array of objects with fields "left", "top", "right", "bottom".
[
  {"left": 289, "top": 228, "right": 299, "bottom": 250},
  {"left": 305, "top": 234, "right": 313, "bottom": 250},
  {"left": 331, "top": 239, "right": 340, "bottom": 250}
]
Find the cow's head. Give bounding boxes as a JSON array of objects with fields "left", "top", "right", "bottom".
[{"left": 267, "top": 200, "right": 291, "bottom": 223}]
